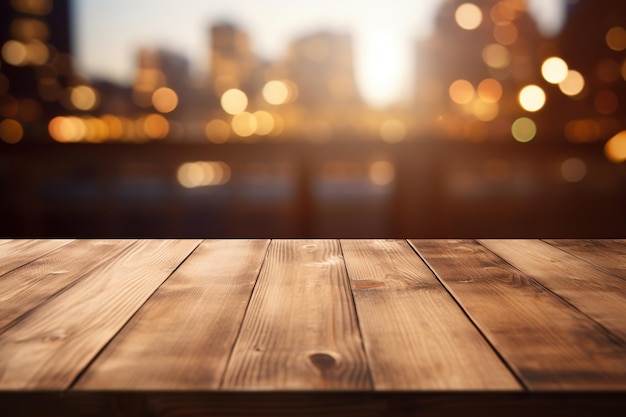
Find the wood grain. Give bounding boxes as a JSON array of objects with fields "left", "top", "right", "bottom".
[
  {"left": 74, "top": 239, "right": 270, "bottom": 390},
  {"left": 0, "top": 239, "right": 201, "bottom": 389},
  {"left": 479, "top": 239, "right": 626, "bottom": 340},
  {"left": 542, "top": 239, "right": 626, "bottom": 279},
  {"left": 410, "top": 239, "right": 626, "bottom": 390},
  {"left": 341, "top": 239, "right": 520, "bottom": 390},
  {"left": 221, "top": 239, "right": 372, "bottom": 390},
  {"left": 0, "top": 240, "right": 133, "bottom": 332},
  {"left": 0, "top": 239, "right": 73, "bottom": 277}
]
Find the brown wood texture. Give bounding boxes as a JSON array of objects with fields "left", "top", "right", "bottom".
[
  {"left": 0, "top": 239, "right": 73, "bottom": 277},
  {"left": 410, "top": 239, "right": 626, "bottom": 390},
  {"left": 221, "top": 239, "right": 372, "bottom": 390},
  {"left": 479, "top": 239, "right": 626, "bottom": 340},
  {"left": 341, "top": 239, "right": 520, "bottom": 390},
  {"left": 0, "top": 239, "right": 200, "bottom": 389},
  {"left": 0, "top": 240, "right": 133, "bottom": 332},
  {"left": 74, "top": 240, "right": 270, "bottom": 390},
  {"left": 542, "top": 239, "right": 626, "bottom": 279}
]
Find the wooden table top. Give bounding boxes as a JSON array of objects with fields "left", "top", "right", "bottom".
[{"left": 1, "top": 239, "right": 625, "bottom": 416}]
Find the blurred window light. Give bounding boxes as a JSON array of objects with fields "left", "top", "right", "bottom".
[
  {"left": 231, "top": 111, "right": 257, "bottom": 137},
  {"left": 559, "top": 70, "right": 585, "bottom": 96},
  {"left": 151, "top": 87, "right": 178, "bottom": 113},
  {"left": 541, "top": 57, "right": 568, "bottom": 84},
  {"left": 518, "top": 85, "right": 546, "bottom": 112},
  {"left": 604, "top": 130, "right": 626, "bottom": 163},
  {"left": 493, "top": 22, "right": 518, "bottom": 45},
  {"left": 449, "top": 79, "right": 475, "bottom": 105},
  {"left": 379, "top": 119, "right": 406, "bottom": 143},
  {"left": 482, "top": 44, "right": 510, "bottom": 69},
  {"left": 561, "top": 158, "right": 587, "bottom": 183},
  {"left": 2, "top": 41, "right": 28, "bottom": 66},
  {"left": 606, "top": 26, "right": 626, "bottom": 52},
  {"left": 0, "top": 119, "right": 23, "bottom": 144},
  {"left": 205, "top": 119, "right": 230, "bottom": 143},
  {"left": 455, "top": 3, "right": 483, "bottom": 31},
  {"left": 369, "top": 161, "right": 395, "bottom": 186},
  {"left": 262, "top": 80, "right": 289, "bottom": 105},
  {"left": 220, "top": 88, "right": 248, "bottom": 115},
  {"left": 70, "top": 85, "right": 99, "bottom": 111},
  {"left": 511, "top": 117, "right": 536, "bottom": 142},
  {"left": 477, "top": 78, "right": 502, "bottom": 103}
]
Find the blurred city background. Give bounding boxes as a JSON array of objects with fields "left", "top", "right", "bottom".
[{"left": 0, "top": 0, "right": 625, "bottom": 238}]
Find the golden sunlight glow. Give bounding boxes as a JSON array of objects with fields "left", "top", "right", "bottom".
[
  {"left": 559, "top": 70, "right": 585, "bottom": 96},
  {"left": 449, "top": 79, "right": 475, "bottom": 105},
  {"left": 231, "top": 111, "right": 257, "bottom": 137},
  {"left": 70, "top": 85, "right": 99, "bottom": 111},
  {"left": 0, "top": 119, "right": 23, "bottom": 144},
  {"left": 604, "top": 130, "right": 626, "bottom": 163},
  {"left": 151, "top": 87, "right": 178, "bottom": 113},
  {"left": 2, "top": 40, "right": 28, "bottom": 66},
  {"left": 541, "top": 57, "right": 568, "bottom": 84},
  {"left": 220, "top": 88, "right": 248, "bottom": 115},
  {"left": 455, "top": 3, "right": 483, "bottom": 31},
  {"left": 511, "top": 117, "right": 536, "bottom": 142},
  {"left": 177, "top": 161, "right": 231, "bottom": 188},
  {"left": 561, "top": 158, "right": 586, "bottom": 183},
  {"left": 262, "top": 80, "right": 289, "bottom": 105},
  {"left": 205, "top": 119, "right": 230, "bottom": 143},
  {"left": 482, "top": 44, "right": 510, "bottom": 69},
  {"left": 606, "top": 26, "right": 626, "bottom": 51},
  {"left": 369, "top": 161, "right": 395, "bottom": 186},
  {"left": 379, "top": 119, "right": 406, "bottom": 143},
  {"left": 477, "top": 78, "right": 502, "bottom": 103},
  {"left": 518, "top": 85, "right": 546, "bottom": 112}
]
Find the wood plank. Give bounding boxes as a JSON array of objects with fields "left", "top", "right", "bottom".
[
  {"left": 0, "top": 240, "right": 134, "bottom": 332},
  {"left": 221, "top": 239, "right": 372, "bottom": 390},
  {"left": 0, "top": 240, "right": 73, "bottom": 277},
  {"left": 479, "top": 239, "right": 626, "bottom": 340},
  {"left": 409, "top": 239, "right": 626, "bottom": 390},
  {"left": 341, "top": 239, "right": 520, "bottom": 390},
  {"left": 74, "top": 239, "right": 270, "bottom": 390},
  {"left": 542, "top": 239, "right": 626, "bottom": 279},
  {"left": 0, "top": 239, "right": 201, "bottom": 389}
]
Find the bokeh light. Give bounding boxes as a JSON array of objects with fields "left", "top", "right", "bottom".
[
  {"left": 369, "top": 161, "right": 395, "bottom": 186},
  {"left": 262, "top": 80, "right": 289, "bottom": 105},
  {"left": 561, "top": 158, "right": 587, "bottom": 183},
  {"left": 379, "top": 119, "right": 406, "bottom": 143},
  {"left": 449, "top": 79, "right": 475, "bottom": 104},
  {"left": 472, "top": 99, "right": 499, "bottom": 122},
  {"left": 511, "top": 117, "right": 536, "bottom": 142},
  {"left": 518, "top": 85, "right": 546, "bottom": 112},
  {"left": 141, "top": 114, "right": 169, "bottom": 139},
  {"left": 205, "top": 119, "right": 230, "bottom": 143},
  {"left": 559, "top": 70, "right": 585, "bottom": 96},
  {"left": 606, "top": 26, "right": 626, "bottom": 51},
  {"left": 151, "top": 87, "right": 178, "bottom": 113},
  {"left": 220, "top": 88, "right": 248, "bottom": 115},
  {"left": 0, "top": 119, "right": 23, "bottom": 144},
  {"left": 455, "top": 3, "right": 483, "bottom": 31},
  {"left": 231, "top": 111, "right": 257, "bottom": 137},
  {"left": 2, "top": 40, "right": 28, "bottom": 66},
  {"left": 177, "top": 161, "right": 231, "bottom": 188},
  {"left": 482, "top": 43, "right": 511, "bottom": 69},
  {"left": 541, "top": 57, "right": 568, "bottom": 84},
  {"left": 594, "top": 90, "right": 618, "bottom": 115},
  {"left": 477, "top": 78, "right": 502, "bottom": 103},
  {"left": 253, "top": 110, "right": 275, "bottom": 136},
  {"left": 70, "top": 85, "right": 99, "bottom": 111},
  {"left": 604, "top": 130, "right": 626, "bottom": 163},
  {"left": 493, "top": 22, "right": 518, "bottom": 45}
]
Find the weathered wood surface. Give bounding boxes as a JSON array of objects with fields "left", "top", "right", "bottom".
[{"left": 0, "top": 239, "right": 625, "bottom": 414}]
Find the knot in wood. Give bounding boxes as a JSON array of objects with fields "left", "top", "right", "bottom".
[{"left": 309, "top": 352, "right": 337, "bottom": 372}]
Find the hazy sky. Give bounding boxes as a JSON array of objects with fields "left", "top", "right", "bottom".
[{"left": 72, "top": 0, "right": 565, "bottom": 107}]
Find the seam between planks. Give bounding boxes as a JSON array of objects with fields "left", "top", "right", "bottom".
[
  {"left": 0, "top": 240, "right": 75, "bottom": 279},
  {"left": 405, "top": 239, "right": 529, "bottom": 391},
  {"left": 67, "top": 239, "right": 204, "bottom": 391},
  {"left": 338, "top": 239, "right": 375, "bottom": 389},
  {"left": 218, "top": 239, "right": 273, "bottom": 390},
  {"left": 539, "top": 239, "right": 626, "bottom": 283},
  {"left": 476, "top": 240, "right": 626, "bottom": 347}
]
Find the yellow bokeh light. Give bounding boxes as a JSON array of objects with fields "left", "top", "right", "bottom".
[
  {"left": 151, "top": 87, "right": 178, "bottom": 113},
  {"left": 253, "top": 110, "right": 275, "bottom": 136},
  {"left": 455, "top": 3, "right": 483, "bottom": 31},
  {"left": 379, "top": 119, "right": 406, "bottom": 143},
  {"left": 511, "top": 117, "right": 536, "bottom": 142},
  {"left": 10, "top": 0, "right": 52, "bottom": 15},
  {"left": 472, "top": 99, "right": 499, "bottom": 122},
  {"left": 541, "top": 57, "right": 568, "bottom": 84},
  {"left": 561, "top": 158, "right": 587, "bottom": 183},
  {"left": 477, "top": 78, "right": 502, "bottom": 103},
  {"left": 606, "top": 26, "right": 626, "bottom": 51},
  {"left": 604, "top": 130, "right": 626, "bottom": 163},
  {"left": 0, "top": 119, "right": 23, "bottom": 144},
  {"left": 449, "top": 79, "right": 475, "bottom": 105},
  {"left": 559, "top": 70, "right": 585, "bottom": 96},
  {"left": 177, "top": 161, "right": 231, "bottom": 188},
  {"left": 25, "top": 41, "right": 48, "bottom": 65},
  {"left": 518, "top": 85, "right": 546, "bottom": 112},
  {"left": 100, "top": 114, "right": 123, "bottom": 140},
  {"left": 493, "top": 22, "right": 518, "bottom": 45},
  {"left": 205, "top": 119, "right": 230, "bottom": 143},
  {"left": 142, "top": 114, "right": 169, "bottom": 139},
  {"left": 48, "top": 116, "right": 86, "bottom": 143},
  {"left": 220, "top": 88, "right": 248, "bottom": 115},
  {"left": 369, "top": 161, "right": 395, "bottom": 186},
  {"left": 262, "top": 80, "right": 289, "bottom": 105},
  {"left": 2, "top": 40, "right": 28, "bottom": 66},
  {"left": 70, "top": 85, "right": 99, "bottom": 111},
  {"left": 231, "top": 111, "right": 257, "bottom": 137},
  {"left": 482, "top": 44, "right": 510, "bottom": 69}
]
